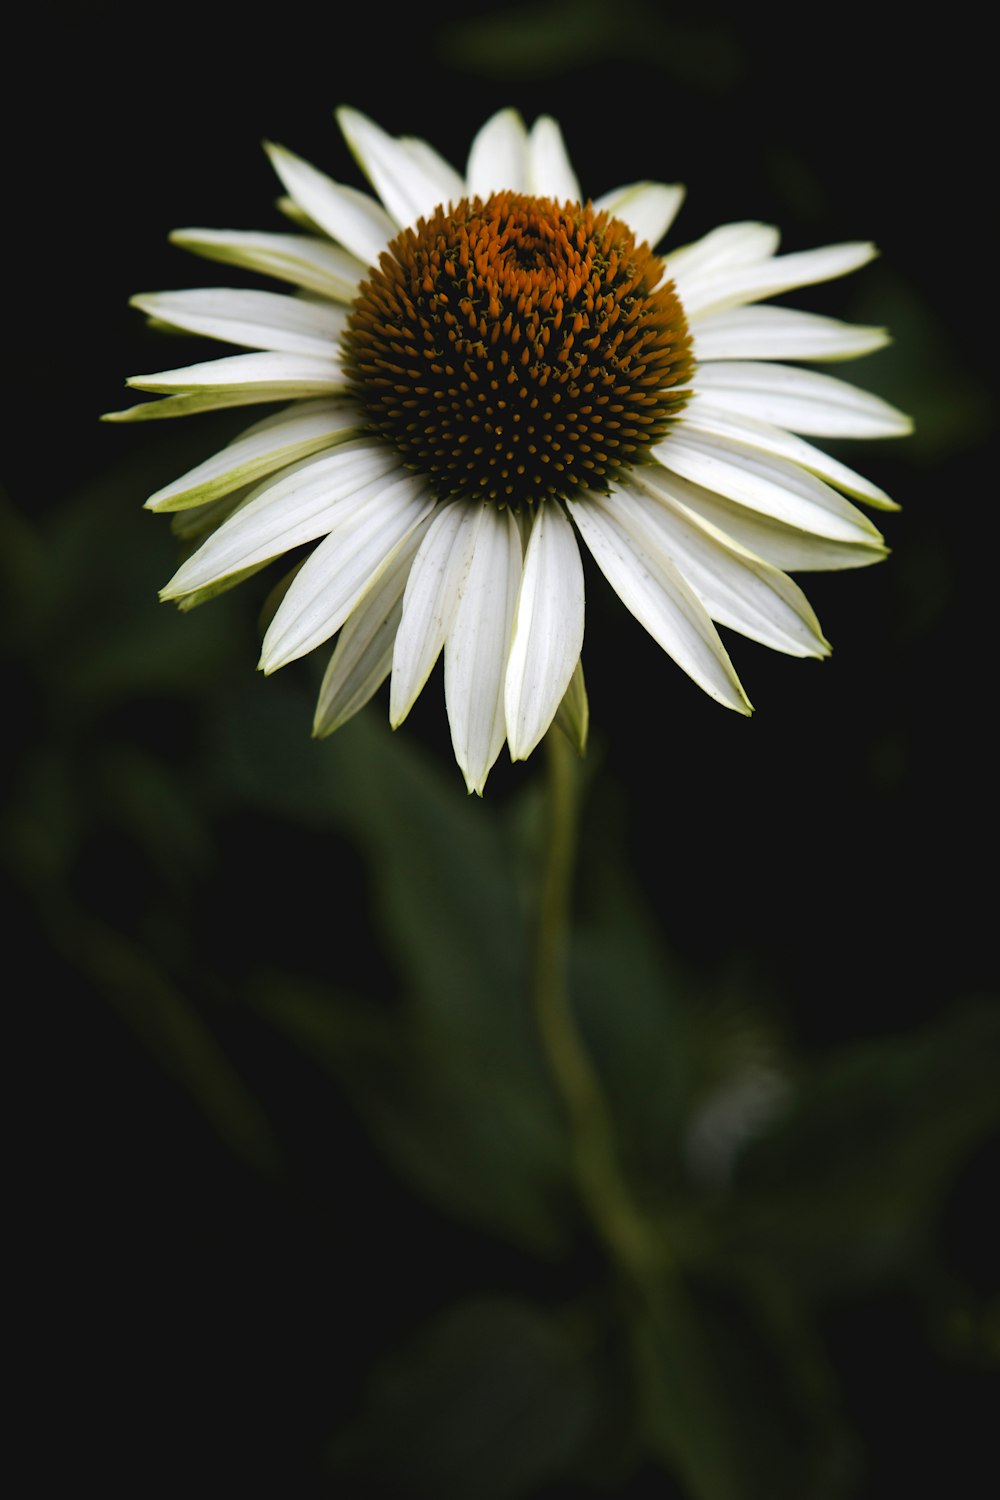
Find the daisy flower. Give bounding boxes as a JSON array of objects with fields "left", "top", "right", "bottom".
[{"left": 107, "top": 107, "right": 909, "bottom": 792}]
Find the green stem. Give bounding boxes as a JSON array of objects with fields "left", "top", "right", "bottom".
[{"left": 533, "top": 728, "right": 659, "bottom": 1278}]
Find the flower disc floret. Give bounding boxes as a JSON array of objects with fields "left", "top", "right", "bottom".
[{"left": 344, "top": 191, "right": 693, "bottom": 510}]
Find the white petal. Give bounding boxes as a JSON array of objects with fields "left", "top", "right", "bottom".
[
  {"left": 127, "top": 350, "right": 344, "bottom": 400},
  {"left": 527, "top": 116, "right": 582, "bottom": 201},
  {"left": 264, "top": 142, "right": 396, "bottom": 268},
  {"left": 665, "top": 222, "right": 781, "bottom": 285},
  {"left": 651, "top": 426, "right": 884, "bottom": 542},
  {"left": 465, "top": 108, "right": 530, "bottom": 196},
  {"left": 389, "top": 502, "right": 483, "bottom": 727},
  {"left": 568, "top": 492, "right": 751, "bottom": 714},
  {"left": 160, "top": 440, "right": 400, "bottom": 597},
  {"left": 130, "top": 287, "right": 346, "bottom": 357},
  {"left": 337, "top": 106, "right": 452, "bottom": 227},
  {"left": 261, "top": 474, "right": 435, "bottom": 671},
  {"left": 145, "top": 399, "right": 361, "bottom": 511},
  {"left": 505, "top": 502, "right": 585, "bottom": 761},
  {"left": 692, "top": 362, "right": 912, "bottom": 439},
  {"left": 593, "top": 181, "right": 686, "bottom": 249},
  {"left": 444, "top": 506, "right": 522, "bottom": 794},
  {"left": 680, "top": 402, "right": 898, "bottom": 508},
  {"left": 627, "top": 471, "right": 829, "bottom": 657},
  {"left": 169, "top": 228, "right": 363, "bottom": 301},
  {"left": 678, "top": 242, "right": 878, "bottom": 320},
  {"left": 691, "top": 305, "right": 891, "bottom": 363},
  {"left": 399, "top": 136, "right": 466, "bottom": 205},
  {"left": 312, "top": 511, "right": 436, "bottom": 737},
  {"left": 641, "top": 467, "right": 886, "bottom": 573}
]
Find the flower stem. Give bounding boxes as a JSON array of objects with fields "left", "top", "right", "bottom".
[{"left": 534, "top": 729, "right": 659, "bottom": 1278}]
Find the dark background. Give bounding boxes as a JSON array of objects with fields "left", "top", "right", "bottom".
[{"left": 5, "top": 4, "right": 997, "bottom": 1496}]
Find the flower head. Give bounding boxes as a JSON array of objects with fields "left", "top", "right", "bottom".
[{"left": 108, "top": 107, "right": 909, "bottom": 792}]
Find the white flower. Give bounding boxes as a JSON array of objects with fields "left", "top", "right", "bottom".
[{"left": 108, "top": 107, "right": 909, "bottom": 793}]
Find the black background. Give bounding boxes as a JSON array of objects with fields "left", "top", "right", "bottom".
[{"left": 6, "top": 3, "right": 998, "bottom": 1495}]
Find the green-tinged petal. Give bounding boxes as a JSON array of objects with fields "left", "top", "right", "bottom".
[
  {"left": 465, "top": 108, "right": 530, "bottom": 197},
  {"left": 264, "top": 142, "right": 395, "bottom": 268},
  {"left": 260, "top": 474, "right": 435, "bottom": 671},
  {"left": 444, "top": 505, "right": 522, "bottom": 795},
  {"left": 103, "top": 390, "right": 284, "bottom": 422},
  {"left": 174, "top": 562, "right": 270, "bottom": 612},
  {"left": 651, "top": 426, "right": 886, "bottom": 541},
  {"left": 527, "top": 115, "right": 581, "bottom": 202},
  {"left": 676, "top": 241, "right": 878, "bottom": 320},
  {"left": 593, "top": 181, "right": 686, "bottom": 249},
  {"left": 692, "top": 361, "right": 913, "bottom": 439},
  {"left": 553, "top": 658, "right": 588, "bottom": 755},
  {"left": 568, "top": 492, "right": 752, "bottom": 714},
  {"left": 146, "top": 399, "right": 361, "bottom": 511},
  {"left": 691, "top": 305, "right": 891, "bottom": 363},
  {"left": 390, "top": 503, "right": 483, "bottom": 728},
  {"left": 679, "top": 403, "right": 898, "bottom": 509},
  {"left": 312, "top": 513, "right": 436, "bottom": 737},
  {"left": 169, "top": 228, "right": 362, "bottom": 301},
  {"left": 626, "top": 471, "right": 830, "bottom": 657},
  {"left": 126, "top": 350, "right": 345, "bottom": 403},
  {"left": 337, "top": 106, "right": 454, "bottom": 228},
  {"left": 504, "top": 502, "right": 585, "bottom": 762},
  {"left": 160, "top": 440, "right": 399, "bottom": 598},
  {"left": 169, "top": 487, "right": 251, "bottom": 541},
  {"left": 130, "top": 287, "right": 346, "bottom": 357},
  {"left": 645, "top": 468, "right": 887, "bottom": 573}
]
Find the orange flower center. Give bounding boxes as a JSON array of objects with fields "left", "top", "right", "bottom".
[{"left": 344, "top": 192, "right": 692, "bottom": 509}]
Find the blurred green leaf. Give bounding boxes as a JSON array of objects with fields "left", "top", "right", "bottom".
[
  {"left": 634, "top": 1272, "right": 859, "bottom": 1500},
  {"left": 56, "top": 908, "right": 280, "bottom": 1176},
  {"left": 328, "top": 1296, "right": 600, "bottom": 1500},
  {"left": 251, "top": 973, "right": 571, "bottom": 1254},
  {"left": 439, "top": 0, "right": 743, "bottom": 89},
  {"left": 716, "top": 1000, "right": 1000, "bottom": 1293}
]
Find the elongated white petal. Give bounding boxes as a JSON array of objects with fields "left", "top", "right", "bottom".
[
  {"left": 261, "top": 475, "right": 435, "bottom": 671},
  {"left": 678, "top": 242, "right": 877, "bottom": 320},
  {"left": 127, "top": 351, "right": 344, "bottom": 403},
  {"left": 264, "top": 142, "right": 396, "bottom": 268},
  {"left": 161, "top": 440, "right": 399, "bottom": 597},
  {"left": 692, "top": 362, "right": 912, "bottom": 439},
  {"left": 665, "top": 222, "right": 781, "bottom": 285},
  {"left": 337, "top": 106, "right": 452, "bottom": 228},
  {"left": 130, "top": 287, "right": 346, "bottom": 357},
  {"left": 505, "top": 503, "right": 585, "bottom": 760},
  {"left": 644, "top": 467, "right": 886, "bottom": 573},
  {"left": 465, "top": 108, "right": 530, "bottom": 196},
  {"left": 146, "top": 399, "right": 361, "bottom": 511},
  {"left": 568, "top": 492, "right": 751, "bottom": 713},
  {"left": 593, "top": 181, "right": 686, "bottom": 249},
  {"left": 528, "top": 116, "right": 581, "bottom": 201},
  {"left": 389, "top": 503, "right": 483, "bottom": 727},
  {"left": 691, "top": 305, "right": 890, "bottom": 363},
  {"left": 679, "top": 402, "right": 897, "bottom": 508},
  {"left": 444, "top": 506, "right": 522, "bottom": 794},
  {"left": 399, "top": 135, "right": 466, "bottom": 205},
  {"left": 312, "top": 512, "right": 436, "bottom": 737},
  {"left": 651, "top": 426, "right": 884, "bottom": 542},
  {"left": 627, "top": 471, "right": 829, "bottom": 657},
  {"left": 169, "top": 228, "right": 363, "bottom": 301}
]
